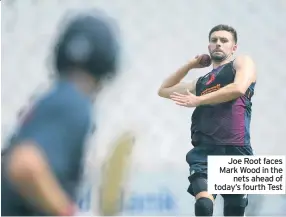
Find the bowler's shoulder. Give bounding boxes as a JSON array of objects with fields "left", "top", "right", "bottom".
[
  {"left": 233, "top": 54, "right": 256, "bottom": 68},
  {"left": 233, "top": 55, "right": 257, "bottom": 81}
]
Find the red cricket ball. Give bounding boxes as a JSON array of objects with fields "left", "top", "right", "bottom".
[{"left": 199, "top": 54, "right": 211, "bottom": 67}]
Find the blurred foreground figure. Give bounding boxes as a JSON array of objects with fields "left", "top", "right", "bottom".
[
  {"left": 158, "top": 24, "right": 256, "bottom": 216},
  {"left": 1, "top": 10, "right": 120, "bottom": 216}
]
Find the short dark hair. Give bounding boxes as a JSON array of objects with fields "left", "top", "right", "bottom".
[{"left": 208, "top": 24, "right": 237, "bottom": 43}]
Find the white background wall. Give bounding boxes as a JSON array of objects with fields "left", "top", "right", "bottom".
[{"left": 2, "top": 0, "right": 286, "bottom": 215}]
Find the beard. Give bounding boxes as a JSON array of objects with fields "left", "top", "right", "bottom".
[{"left": 210, "top": 51, "right": 227, "bottom": 62}]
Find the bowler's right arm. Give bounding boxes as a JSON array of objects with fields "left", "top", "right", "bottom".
[{"left": 158, "top": 61, "right": 198, "bottom": 98}]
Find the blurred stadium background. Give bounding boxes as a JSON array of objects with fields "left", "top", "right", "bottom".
[{"left": 1, "top": 0, "right": 286, "bottom": 215}]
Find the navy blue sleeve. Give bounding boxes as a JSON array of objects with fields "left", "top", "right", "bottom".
[{"left": 14, "top": 93, "right": 90, "bottom": 178}]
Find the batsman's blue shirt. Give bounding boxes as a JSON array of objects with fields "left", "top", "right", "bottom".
[{"left": 2, "top": 80, "right": 93, "bottom": 216}]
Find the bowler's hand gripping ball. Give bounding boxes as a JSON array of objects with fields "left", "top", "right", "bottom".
[{"left": 199, "top": 54, "right": 211, "bottom": 67}]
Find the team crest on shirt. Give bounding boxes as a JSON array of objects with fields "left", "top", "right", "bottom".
[
  {"left": 202, "top": 64, "right": 227, "bottom": 86},
  {"left": 206, "top": 74, "right": 215, "bottom": 85},
  {"left": 201, "top": 72, "right": 215, "bottom": 85}
]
